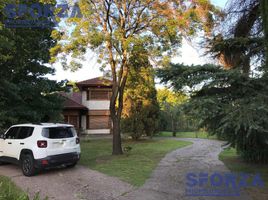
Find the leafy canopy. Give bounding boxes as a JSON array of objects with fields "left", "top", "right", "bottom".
[
  {"left": 158, "top": 0, "right": 268, "bottom": 162},
  {"left": 0, "top": 0, "right": 64, "bottom": 131},
  {"left": 121, "top": 56, "right": 159, "bottom": 140},
  {"left": 51, "top": 0, "right": 221, "bottom": 69}
]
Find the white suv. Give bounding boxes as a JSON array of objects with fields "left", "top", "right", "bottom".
[{"left": 0, "top": 123, "right": 81, "bottom": 176}]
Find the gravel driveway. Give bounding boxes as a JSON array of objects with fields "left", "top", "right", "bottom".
[
  {"left": 0, "top": 165, "right": 134, "bottom": 200},
  {"left": 0, "top": 138, "right": 253, "bottom": 200},
  {"left": 116, "top": 138, "right": 252, "bottom": 200}
]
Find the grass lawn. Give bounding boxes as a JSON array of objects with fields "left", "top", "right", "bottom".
[
  {"left": 0, "top": 176, "right": 29, "bottom": 200},
  {"left": 79, "top": 139, "right": 192, "bottom": 186},
  {"left": 219, "top": 148, "right": 268, "bottom": 185},
  {"left": 157, "top": 131, "right": 217, "bottom": 139}
]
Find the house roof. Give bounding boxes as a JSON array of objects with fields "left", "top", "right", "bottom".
[
  {"left": 61, "top": 92, "right": 88, "bottom": 110},
  {"left": 76, "top": 77, "right": 112, "bottom": 89}
]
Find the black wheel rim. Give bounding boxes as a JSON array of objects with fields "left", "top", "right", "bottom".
[{"left": 22, "top": 158, "right": 31, "bottom": 174}]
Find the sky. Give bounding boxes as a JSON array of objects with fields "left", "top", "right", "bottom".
[{"left": 48, "top": 0, "right": 228, "bottom": 83}]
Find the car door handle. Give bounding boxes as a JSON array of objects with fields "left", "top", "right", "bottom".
[
  {"left": 8, "top": 142, "right": 12, "bottom": 144},
  {"left": 20, "top": 143, "right": 24, "bottom": 145}
]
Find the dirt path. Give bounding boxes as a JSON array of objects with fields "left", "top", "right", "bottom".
[
  {"left": 0, "top": 165, "right": 134, "bottom": 200},
  {"left": 116, "top": 138, "right": 252, "bottom": 200}
]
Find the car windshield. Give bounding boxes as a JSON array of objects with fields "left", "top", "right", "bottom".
[{"left": 42, "top": 127, "right": 76, "bottom": 139}]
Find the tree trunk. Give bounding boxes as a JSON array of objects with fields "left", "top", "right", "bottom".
[
  {"left": 110, "top": 82, "right": 126, "bottom": 155},
  {"left": 171, "top": 114, "right": 176, "bottom": 137},
  {"left": 112, "top": 115, "right": 123, "bottom": 155},
  {"left": 172, "top": 131, "right": 176, "bottom": 137}
]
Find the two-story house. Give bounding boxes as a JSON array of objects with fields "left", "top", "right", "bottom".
[{"left": 62, "top": 77, "right": 112, "bottom": 135}]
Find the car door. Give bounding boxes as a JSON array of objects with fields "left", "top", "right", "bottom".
[
  {"left": 15, "top": 126, "right": 34, "bottom": 159},
  {"left": 4, "top": 127, "right": 20, "bottom": 158},
  {"left": 0, "top": 133, "right": 4, "bottom": 157}
]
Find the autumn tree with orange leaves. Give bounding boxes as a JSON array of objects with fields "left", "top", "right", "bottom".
[{"left": 51, "top": 0, "right": 220, "bottom": 155}]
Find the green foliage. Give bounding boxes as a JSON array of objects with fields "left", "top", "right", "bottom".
[
  {"left": 66, "top": 81, "right": 80, "bottom": 92},
  {"left": 158, "top": 63, "right": 268, "bottom": 162},
  {"left": 157, "top": 88, "right": 197, "bottom": 132},
  {"left": 158, "top": 0, "right": 268, "bottom": 163},
  {"left": 121, "top": 53, "right": 159, "bottom": 140},
  {"left": 219, "top": 148, "right": 268, "bottom": 187},
  {"left": 157, "top": 88, "right": 187, "bottom": 108},
  {"left": 0, "top": 176, "right": 28, "bottom": 200},
  {"left": 0, "top": 0, "right": 64, "bottom": 131},
  {"left": 261, "top": 0, "right": 268, "bottom": 68},
  {"left": 209, "top": 0, "right": 263, "bottom": 73},
  {"left": 0, "top": 176, "right": 44, "bottom": 200}
]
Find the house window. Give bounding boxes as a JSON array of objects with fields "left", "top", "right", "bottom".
[
  {"left": 86, "top": 91, "right": 90, "bottom": 100},
  {"left": 89, "top": 116, "right": 110, "bottom": 129},
  {"left": 87, "top": 90, "right": 110, "bottom": 100}
]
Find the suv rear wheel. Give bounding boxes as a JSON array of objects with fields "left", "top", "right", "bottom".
[{"left": 21, "top": 154, "right": 37, "bottom": 176}]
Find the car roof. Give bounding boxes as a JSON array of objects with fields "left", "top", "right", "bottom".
[{"left": 11, "top": 123, "right": 74, "bottom": 128}]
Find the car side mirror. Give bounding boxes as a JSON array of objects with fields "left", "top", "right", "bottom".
[{"left": 0, "top": 133, "right": 6, "bottom": 140}]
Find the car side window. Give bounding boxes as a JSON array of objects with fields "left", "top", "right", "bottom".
[
  {"left": 5, "top": 127, "right": 19, "bottom": 139},
  {"left": 17, "top": 127, "right": 34, "bottom": 139}
]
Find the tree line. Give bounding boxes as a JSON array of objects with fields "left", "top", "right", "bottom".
[
  {"left": 158, "top": 0, "right": 268, "bottom": 162},
  {"left": 2, "top": 0, "right": 268, "bottom": 163},
  {"left": 0, "top": 0, "right": 64, "bottom": 132}
]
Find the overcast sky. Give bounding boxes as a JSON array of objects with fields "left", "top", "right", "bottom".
[{"left": 47, "top": 0, "right": 228, "bottom": 83}]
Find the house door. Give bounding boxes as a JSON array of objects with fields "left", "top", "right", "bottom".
[
  {"left": 68, "top": 115, "right": 79, "bottom": 129},
  {"left": 64, "top": 115, "right": 79, "bottom": 129}
]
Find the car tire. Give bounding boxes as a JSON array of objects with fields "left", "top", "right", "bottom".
[
  {"left": 67, "top": 162, "right": 77, "bottom": 168},
  {"left": 0, "top": 161, "right": 8, "bottom": 165},
  {"left": 21, "top": 154, "right": 37, "bottom": 176}
]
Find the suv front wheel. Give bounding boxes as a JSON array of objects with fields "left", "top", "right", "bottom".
[{"left": 21, "top": 154, "right": 37, "bottom": 176}]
